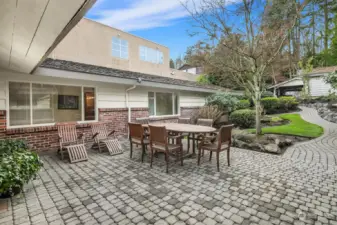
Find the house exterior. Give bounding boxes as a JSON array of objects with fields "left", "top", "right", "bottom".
[
  {"left": 178, "top": 64, "right": 204, "bottom": 75},
  {"left": 269, "top": 66, "right": 337, "bottom": 97},
  {"left": 0, "top": 17, "right": 225, "bottom": 152}
]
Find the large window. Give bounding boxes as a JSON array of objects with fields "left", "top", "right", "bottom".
[
  {"left": 9, "top": 82, "right": 96, "bottom": 126},
  {"left": 112, "top": 37, "right": 128, "bottom": 59},
  {"left": 148, "top": 92, "right": 178, "bottom": 116},
  {"left": 140, "top": 46, "right": 163, "bottom": 64}
]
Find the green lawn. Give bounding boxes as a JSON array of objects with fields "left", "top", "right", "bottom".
[{"left": 250, "top": 114, "right": 324, "bottom": 138}]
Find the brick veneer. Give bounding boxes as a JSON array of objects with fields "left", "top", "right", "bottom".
[
  {"left": 0, "top": 108, "right": 149, "bottom": 152},
  {"left": 0, "top": 107, "right": 202, "bottom": 152}
]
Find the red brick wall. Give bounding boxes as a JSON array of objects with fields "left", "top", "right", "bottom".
[
  {"left": 0, "top": 107, "right": 203, "bottom": 152},
  {"left": 0, "top": 108, "right": 149, "bottom": 152}
]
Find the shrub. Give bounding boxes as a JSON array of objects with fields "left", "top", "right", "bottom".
[
  {"left": 198, "top": 105, "right": 224, "bottom": 122},
  {"left": 229, "top": 109, "right": 256, "bottom": 128},
  {"left": 206, "top": 92, "right": 239, "bottom": 112},
  {"left": 236, "top": 100, "right": 250, "bottom": 110},
  {"left": 0, "top": 140, "right": 43, "bottom": 197},
  {"left": 278, "top": 96, "right": 299, "bottom": 111},
  {"left": 261, "top": 97, "right": 279, "bottom": 114}
]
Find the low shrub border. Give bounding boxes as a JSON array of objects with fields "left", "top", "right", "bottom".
[{"left": 229, "top": 109, "right": 256, "bottom": 128}]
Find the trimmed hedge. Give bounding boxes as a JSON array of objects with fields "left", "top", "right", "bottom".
[
  {"left": 229, "top": 109, "right": 256, "bottom": 128},
  {"left": 261, "top": 97, "right": 279, "bottom": 114},
  {"left": 278, "top": 96, "right": 299, "bottom": 111},
  {"left": 236, "top": 100, "right": 250, "bottom": 110},
  {"left": 261, "top": 96, "right": 298, "bottom": 114}
]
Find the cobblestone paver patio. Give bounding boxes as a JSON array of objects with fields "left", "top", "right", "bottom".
[
  {"left": 284, "top": 107, "right": 337, "bottom": 168},
  {"left": 1, "top": 142, "right": 337, "bottom": 225}
]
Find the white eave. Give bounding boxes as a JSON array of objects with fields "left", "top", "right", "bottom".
[{"left": 0, "top": 0, "right": 96, "bottom": 74}]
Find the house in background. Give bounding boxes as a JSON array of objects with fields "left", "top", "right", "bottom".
[
  {"left": 178, "top": 64, "right": 204, "bottom": 75},
  {"left": 269, "top": 66, "right": 337, "bottom": 97},
  {"left": 0, "top": 15, "right": 228, "bottom": 151}
]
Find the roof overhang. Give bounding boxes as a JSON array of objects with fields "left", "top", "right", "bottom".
[
  {"left": 34, "top": 67, "right": 219, "bottom": 93},
  {"left": 268, "top": 77, "right": 303, "bottom": 89},
  {"left": 0, "top": 0, "right": 96, "bottom": 74}
]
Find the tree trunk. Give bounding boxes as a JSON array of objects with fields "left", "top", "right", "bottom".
[
  {"left": 255, "top": 98, "right": 262, "bottom": 135},
  {"left": 324, "top": 0, "right": 329, "bottom": 52},
  {"left": 254, "top": 75, "right": 262, "bottom": 135}
]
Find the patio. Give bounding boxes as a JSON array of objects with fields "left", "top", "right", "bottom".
[{"left": 1, "top": 140, "right": 336, "bottom": 225}]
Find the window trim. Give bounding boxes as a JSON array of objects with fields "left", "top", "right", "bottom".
[
  {"left": 148, "top": 91, "right": 179, "bottom": 117},
  {"left": 112, "top": 37, "right": 129, "bottom": 59},
  {"left": 6, "top": 80, "right": 98, "bottom": 128}
]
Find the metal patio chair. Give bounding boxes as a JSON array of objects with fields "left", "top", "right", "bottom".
[{"left": 57, "top": 123, "right": 88, "bottom": 163}]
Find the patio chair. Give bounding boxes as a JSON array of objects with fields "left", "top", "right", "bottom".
[
  {"left": 189, "top": 118, "right": 215, "bottom": 150},
  {"left": 168, "top": 117, "right": 191, "bottom": 151},
  {"left": 197, "top": 125, "right": 233, "bottom": 172},
  {"left": 91, "top": 122, "right": 123, "bottom": 155},
  {"left": 129, "top": 123, "right": 149, "bottom": 162},
  {"left": 57, "top": 123, "right": 88, "bottom": 163},
  {"left": 149, "top": 125, "right": 184, "bottom": 173}
]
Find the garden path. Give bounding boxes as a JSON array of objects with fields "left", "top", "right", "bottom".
[{"left": 283, "top": 106, "right": 337, "bottom": 169}]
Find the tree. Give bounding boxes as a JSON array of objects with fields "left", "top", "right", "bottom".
[
  {"left": 182, "top": 0, "right": 309, "bottom": 135},
  {"left": 175, "top": 56, "right": 184, "bottom": 69},
  {"left": 298, "top": 57, "right": 313, "bottom": 98},
  {"left": 170, "top": 59, "right": 175, "bottom": 69}
]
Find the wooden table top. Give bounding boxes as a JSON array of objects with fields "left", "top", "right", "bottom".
[{"left": 143, "top": 123, "right": 216, "bottom": 133}]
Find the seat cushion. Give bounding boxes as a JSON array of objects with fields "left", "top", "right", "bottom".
[
  {"left": 152, "top": 144, "right": 181, "bottom": 152},
  {"left": 131, "top": 138, "right": 149, "bottom": 145},
  {"left": 201, "top": 143, "right": 230, "bottom": 151}
]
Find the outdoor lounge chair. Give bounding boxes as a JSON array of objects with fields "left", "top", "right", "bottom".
[
  {"left": 91, "top": 122, "right": 123, "bottom": 155},
  {"left": 57, "top": 123, "right": 88, "bottom": 163}
]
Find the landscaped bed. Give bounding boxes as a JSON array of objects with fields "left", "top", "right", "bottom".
[
  {"left": 232, "top": 113, "right": 324, "bottom": 154},
  {"left": 250, "top": 114, "right": 324, "bottom": 138}
]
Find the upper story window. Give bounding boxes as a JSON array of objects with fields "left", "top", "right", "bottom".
[
  {"left": 140, "top": 46, "right": 163, "bottom": 64},
  {"left": 112, "top": 37, "right": 128, "bottom": 59}
]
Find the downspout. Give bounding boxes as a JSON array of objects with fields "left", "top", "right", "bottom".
[{"left": 126, "top": 85, "right": 137, "bottom": 123}]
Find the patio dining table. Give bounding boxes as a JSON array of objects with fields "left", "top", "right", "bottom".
[{"left": 143, "top": 123, "right": 216, "bottom": 154}]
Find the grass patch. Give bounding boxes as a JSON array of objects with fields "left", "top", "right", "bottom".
[{"left": 250, "top": 114, "right": 324, "bottom": 138}]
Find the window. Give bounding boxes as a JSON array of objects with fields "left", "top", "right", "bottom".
[
  {"left": 112, "top": 37, "right": 128, "bottom": 59},
  {"left": 139, "top": 46, "right": 163, "bottom": 64},
  {"left": 148, "top": 92, "right": 179, "bottom": 116},
  {"left": 9, "top": 82, "right": 96, "bottom": 126}
]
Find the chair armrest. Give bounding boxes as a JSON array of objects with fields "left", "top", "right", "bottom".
[
  {"left": 92, "top": 132, "right": 99, "bottom": 139},
  {"left": 108, "top": 130, "right": 116, "bottom": 137},
  {"left": 204, "top": 135, "right": 217, "bottom": 143}
]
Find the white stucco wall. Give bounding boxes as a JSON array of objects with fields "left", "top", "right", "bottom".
[{"left": 309, "top": 76, "right": 336, "bottom": 97}]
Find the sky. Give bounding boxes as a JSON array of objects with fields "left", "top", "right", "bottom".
[{"left": 85, "top": 0, "right": 205, "bottom": 60}]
